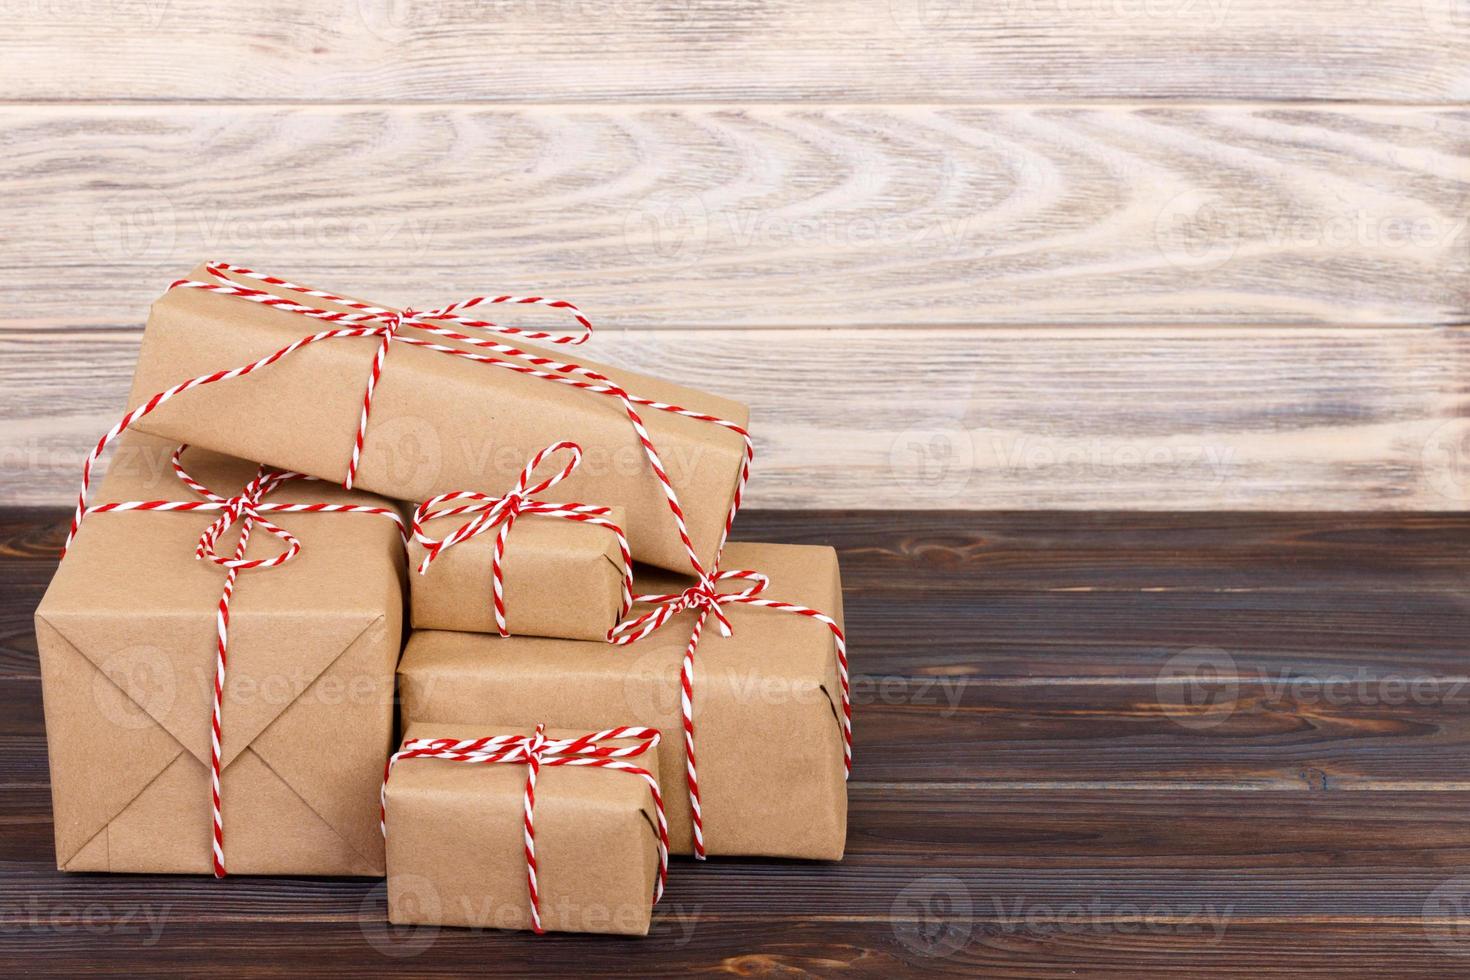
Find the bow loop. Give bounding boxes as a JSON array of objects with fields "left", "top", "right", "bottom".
[
  {"left": 410, "top": 441, "right": 586, "bottom": 574},
  {"left": 190, "top": 467, "right": 304, "bottom": 571},
  {"left": 514, "top": 440, "right": 583, "bottom": 498}
]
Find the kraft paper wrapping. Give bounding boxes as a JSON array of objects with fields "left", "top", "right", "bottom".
[
  {"left": 384, "top": 723, "right": 662, "bottom": 936},
  {"left": 408, "top": 507, "right": 628, "bottom": 642},
  {"left": 36, "top": 431, "right": 406, "bottom": 875}
]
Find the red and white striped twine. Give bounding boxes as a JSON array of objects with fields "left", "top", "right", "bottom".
[
  {"left": 412, "top": 441, "right": 633, "bottom": 636},
  {"left": 609, "top": 569, "right": 850, "bottom": 859},
  {"left": 70, "top": 444, "right": 406, "bottom": 878},
  {"left": 381, "top": 724, "right": 668, "bottom": 934}
]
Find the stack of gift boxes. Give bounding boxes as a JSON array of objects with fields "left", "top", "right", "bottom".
[{"left": 35, "top": 263, "right": 849, "bottom": 937}]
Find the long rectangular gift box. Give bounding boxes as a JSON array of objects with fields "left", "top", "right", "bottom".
[
  {"left": 399, "top": 541, "right": 849, "bottom": 860},
  {"left": 382, "top": 722, "right": 668, "bottom": 936},
  {"left": 125, "top": 262, "right": 751, "bottom": 575},
  {"left": 36, "top": 431, "right": 406, "bottom": 875}
]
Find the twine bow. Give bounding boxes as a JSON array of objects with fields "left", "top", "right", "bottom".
[
  {"left": 608, "top": 569, "right": 850, "bottom": 859},
  {"left": 412, "top": 442, "right": 633, "bottom": 637},
  {"left": 67, "top": 444, "right": 407, "bottom": 878},
  {"left": 340, "top": 292, "right": 588, "bottom": 490},
  {"left": 382, "top": 724, "right": 668, "bottom": 935}
]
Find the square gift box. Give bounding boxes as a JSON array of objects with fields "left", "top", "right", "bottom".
[{"left": 36, "top": 431, "right": 405, "bottom": 875}]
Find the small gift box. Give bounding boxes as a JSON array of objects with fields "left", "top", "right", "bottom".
[
  {"left": 381, "top": 723, "right": 668, "bottom": 936},
  {"left": 399, "top": 541, "right": 849, "bottom": 860},
  {"left": 408, "top": 441, "right": 631, "bottom": 641},
  {"left": 125, "top": 262, "right": 751, "bottom": 575},
  {"left": 36, "top": 431, "right": 406, "bottom": 875}
]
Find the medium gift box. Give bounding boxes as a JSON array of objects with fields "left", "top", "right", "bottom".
[
  {"left": 408, "top": 441, "right": 631, "bottom": 641},
  {"left": 399, "top": 541, "right": 849, "bottom": 860},
  {"left": 36, "top": 431, "right": 406, "bottom": 875},
  {"left": 125, "top": 261, "right": 751, "bottom": 575},
  {"left": 381, "top": 722, "right": 668, "bottom": 936}
]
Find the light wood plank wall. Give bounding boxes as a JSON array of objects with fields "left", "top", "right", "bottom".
[{"left": 1, "top": 2, "right": 1467, "bottom": 509}]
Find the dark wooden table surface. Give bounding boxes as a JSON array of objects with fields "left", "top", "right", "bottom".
[{"left": 6, "top": 507, "right": 1470, "bottom": 976}]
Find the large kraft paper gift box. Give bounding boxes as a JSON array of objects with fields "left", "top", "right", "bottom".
[
  {"left": 36, "top": 431, "right": 406, "bottom": 875},
  {"left": 399, "top": 541, "right": 848, "bottom": 860},
  {"left": 126, "top": 262, "right": 750, "bottom": 574},
  {"left": 382, "top": 723, "right": 667, "bottom": 935}
]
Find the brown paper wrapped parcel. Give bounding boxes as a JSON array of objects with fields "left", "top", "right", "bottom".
[
  {"left": 36, "top": 432, "right": 405, "bottom": 875},
  {"left": 399, "top": 541, "right": 847, "bottom": 860},
  {"left": 127, "top": 263, "right": 750, "bottom": 574},
  {"left": 409, "top": 505, "right": 629, "bottom": 642},
  {"left": 384, "top": 723, "right": 664, "bottom": 936}
]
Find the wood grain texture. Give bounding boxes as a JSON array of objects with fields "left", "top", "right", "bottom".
[
  {"left": 7, "top": 324, "right": 1470, "bottom": 510},
  {"left": 3, "top": 105, "right": 1466, "bottom": 328},
  {"left": 4, "top": 103, "right": 1464, "bottom": 510},
  {"left": 7, "top": 921, "right": 1470, "bottom": 979},
  {"left": 8, "top": 509, "right": 1470, "bottom": 974},
  {"left": 0, "top": 1, "right": 1466, "bottom": 103}
]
